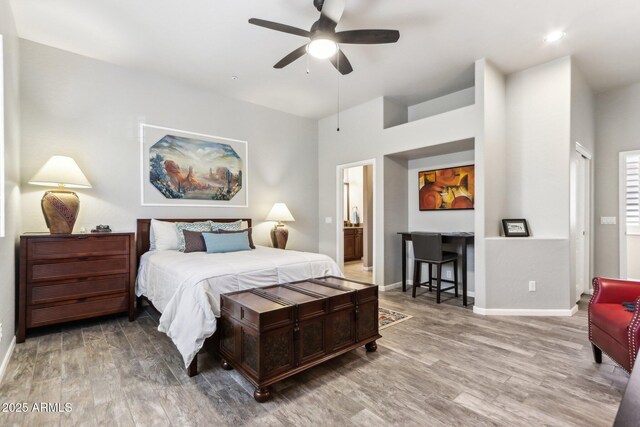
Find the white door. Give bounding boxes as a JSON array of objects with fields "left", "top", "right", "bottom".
[
  {"left": 575, "top": 152, "right": 590, "bottom": 302},
  {"left": 621, "top": 151, "right": 640, "bottom": 280}
]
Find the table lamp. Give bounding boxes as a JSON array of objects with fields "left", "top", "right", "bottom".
[
  {"left": 266, "top": 203, "right": 295, "bottom": 249},
  {"left": 28, "top": 156, "right": 92, "bottom": 234}
]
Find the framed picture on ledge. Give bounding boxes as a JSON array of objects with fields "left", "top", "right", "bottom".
[{"left": 502, "top": 219, "right": 530, "bottom": 237}]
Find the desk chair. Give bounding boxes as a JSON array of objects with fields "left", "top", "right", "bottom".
[{"left": 411, "top": 232, "right": 459, "bottom": 303}]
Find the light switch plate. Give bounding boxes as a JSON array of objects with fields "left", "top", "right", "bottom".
[{"left": 600, "top": 216, "right": 617, "bottom": 225}]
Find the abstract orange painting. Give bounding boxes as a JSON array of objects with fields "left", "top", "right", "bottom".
[{"left": 418, "top": 165, "right": 474, "bottom": 210}]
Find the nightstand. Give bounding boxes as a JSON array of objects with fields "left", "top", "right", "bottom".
[{"left": 17, "top": 232, "right": 136, "bottom": 342}]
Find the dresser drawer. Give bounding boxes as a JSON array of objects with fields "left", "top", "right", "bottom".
[
  {"left": 28, "top": 256, "right": 130, "bottom": 283},
  {"left": 29, "top": 275, "right": 129, "bottom": 305},
  {"left": 27, "top": 294, "right": 128, "bottom": 328},
  {"left": 27, "top": 235, "right": 129, "bottom": 260}
]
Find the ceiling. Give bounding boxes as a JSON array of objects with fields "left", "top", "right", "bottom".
[{"left": 9, "top": 0, "right": 640, "bottom": 119}]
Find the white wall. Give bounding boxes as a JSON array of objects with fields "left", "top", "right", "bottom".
[
  {"left": 19, "top": 41, "right": 319, "bottom": 252},
  {"left": 0, "top": 2, "right": 21, "bottom": 373},
  {"left": 318, "top": 93, "right": 478, "bottom": 286},
  {"left": 594, "top": 82, "right": 640, "bottom": 278},
  {"left": 407, "top": 150, "right": 476, "bottom": 292},
  {"left": 483, "top": 57, "right": 574, "bottom": 311},
  {"left": 408, "top": 88, "right": 475, "bottom": 123}
]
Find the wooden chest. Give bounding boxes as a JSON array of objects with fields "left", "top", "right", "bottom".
[
  {"left": 219, "top": 276, "right": 380, "bottom": 402},
  {"left": 18, "top": 233, "right": 136, "bottom": 342}
]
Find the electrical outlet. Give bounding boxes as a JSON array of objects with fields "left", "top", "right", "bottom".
[
  {"left": 529, "top": 281, "right": 536, "bottom": 292},
  {"left": 325, "top": 217, "right": 333, "bottom": 224},
  {"left": 446, "top": 270, "right": 452, "bottom": 279}
]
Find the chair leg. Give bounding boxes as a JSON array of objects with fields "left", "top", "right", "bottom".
[
  {"left": 592, "top": 344, "right": 602, "bottom": 364},
  {"left": 453, "top": 260, "right": 459, "bottom": 297},
  {"left": 428, "top": 264, "right": 433, "bottom": 292},
  {"left": 412, "top": 260, "right": 419, "bottom": 298},
  {"left": 436, "top": 264, "right": 442, "bottom": 304}
]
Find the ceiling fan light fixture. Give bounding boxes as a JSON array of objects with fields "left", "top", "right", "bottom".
[{"left": 307, "top": 38, "right": 338, "bottom": 59}]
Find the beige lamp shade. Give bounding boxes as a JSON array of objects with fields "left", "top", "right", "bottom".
[
  {"left": 29, "top": 156, "right": 92, "bottom": 188},
  {"left": 265, "top": 203, "right": 295, "bottom": 223}
]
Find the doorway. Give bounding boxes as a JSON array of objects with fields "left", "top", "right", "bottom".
[
  {"left": 619, "top": 150, "right": 640, "bottom": 280},
  {"left": 336, "top": 160, "right": 375, "bottom": 283},
  {"left": 575, "top": 144, "right": 592, "bottom": 302}
]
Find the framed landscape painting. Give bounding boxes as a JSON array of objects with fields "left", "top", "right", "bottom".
[
  {"left": 418, "top": 164, "right": 474, "bottom": 211},
  {"left": 141, "top": 124, "right": 248, "bottom": 207}
]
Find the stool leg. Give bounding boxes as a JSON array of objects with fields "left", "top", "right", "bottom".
[
  {"left": 453, "top": 260, "right": 459, "bottom": 297},
  {"left": 436, "top": 264, "right": 442, "bottom": 304},
  {"left": 428, "top": 264, "right": 433, "bottom": 292},
  {"left": 412, "top": 260, "right": 419, "bottom": 298}
]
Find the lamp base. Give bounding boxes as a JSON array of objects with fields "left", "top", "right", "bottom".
[
  {"left": 270, "top": 224, "right": 289, "bottom": 250},
  {"left": 41, "top": 190, "right": 80, "bottom": 234}
]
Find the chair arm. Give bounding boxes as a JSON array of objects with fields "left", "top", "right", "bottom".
[{"left": 591, "top": 277, "right": 640, "bottom": 305}]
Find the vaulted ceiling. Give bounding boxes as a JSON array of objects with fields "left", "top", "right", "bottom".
[{"left": 10, "top": 0, "right": 640, "bottom": 118}]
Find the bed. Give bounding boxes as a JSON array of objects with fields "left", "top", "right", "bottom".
[{"left": 135, "top": 218, "right": 342, "bottom": 375}]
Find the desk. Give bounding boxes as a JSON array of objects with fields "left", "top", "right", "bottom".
[{"left": 398, "top": 232, "right": 474, "bottom": 306}]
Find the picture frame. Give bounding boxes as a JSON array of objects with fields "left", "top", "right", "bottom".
[
  {"left": 502, "top": 219, "right": 530, "bottom": 237},
  {"left": 140, "top": 124, "right": 248, "bottom": 207},
  {"left": 418, "top": 164, "right": 475, "bottom": 211}
]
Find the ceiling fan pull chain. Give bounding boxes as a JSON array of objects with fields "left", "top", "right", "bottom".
[
  {"left": 306, "top": 52, "right": 310, "bottom": 74},
  {"left": 337, "top": 50, "right": 340, "bottom": 132}
]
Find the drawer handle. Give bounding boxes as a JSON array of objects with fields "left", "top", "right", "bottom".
[
  {"left": 78, "top": 256, "right": 90, "bottom": 261},
  {"left": 77, "top": 277, "right": 89, "bottom": 281}
]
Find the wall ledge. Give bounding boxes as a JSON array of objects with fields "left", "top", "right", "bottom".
[
  {"left": 379, "top": 281, "right": 476, "bottom": 298},
  {"left": 0, "top": 336, "right": 16, "bottom": 384},
  {"left": 473, "top": 305, "right": 578, "bottom": 317}
]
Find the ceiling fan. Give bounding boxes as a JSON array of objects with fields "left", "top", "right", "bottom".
[{"left": 248, "top": 0, "right": 400, "bottom": 75}]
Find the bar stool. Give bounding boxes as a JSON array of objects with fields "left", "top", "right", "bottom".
[{"left": 411, "top": 232, "right": 459, "bottom": 303}]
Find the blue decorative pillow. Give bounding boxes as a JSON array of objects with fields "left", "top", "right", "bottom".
[
  {"left": 203, "top": 231, "right": 251, "bottom": 253},
  {"left": 209, "top": 220, "right": 242, "bottom": 231},
  {"left": 176, "top": 221, "right": 213, "bottom": 252}
]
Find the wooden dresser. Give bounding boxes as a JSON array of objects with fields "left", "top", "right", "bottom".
[
  {"left": 344, "top": 226, "right": 363, "bottom": 261},
  {"left": 18, "top": 232, "right": 136, "bottom": 342}
]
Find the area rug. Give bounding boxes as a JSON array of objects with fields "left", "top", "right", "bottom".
[{"left": 379, "top": 307, "right": 413, "bottom": 330}]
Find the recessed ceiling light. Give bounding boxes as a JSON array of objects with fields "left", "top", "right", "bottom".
[
  {"left": 231, "top": 75, "right": 239, "bottom": 80},
  {"left": 544, "top": 30, "right": 566, "bottom": 43}
]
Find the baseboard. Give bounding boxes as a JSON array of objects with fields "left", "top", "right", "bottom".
[
  {"left": 379, "top": 282, "right": 402, "bottom": 292},
  {"left": 473, "top": 304, "right": 579, "bottom": 317},
  {"left": 362, "top": 266, "right": 373, "bottom": 271},
  {"left": 0, "top": 336, "right": 16, "bottom": 384},
  {"left": 379, "top": 280, "right": 476, "bottom": 297}
]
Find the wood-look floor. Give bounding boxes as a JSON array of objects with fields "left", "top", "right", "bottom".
[
  {"left": 344, "top": 261, "right": 373, "bottom": 283},
  {"left": 0, "top": 291, "right": 628, "bottom": 427}
]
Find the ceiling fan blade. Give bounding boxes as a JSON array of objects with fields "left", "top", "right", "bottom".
[
  {"left": 335, "top": 29, "right": 400, "bottom": 44},
  {"left": 319, "top": 0, "right": 346, "bottom": 25},
  {"left": 249, "top": 18, "right": 311, "bottom": 38},
  {"left": 274, "top": 45, "right": 309, "bottom": 69},
  {"left": 329, "top": 49, "right": 353, "bottom": 75}
]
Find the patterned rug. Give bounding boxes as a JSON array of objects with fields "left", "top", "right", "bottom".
[{"left": 379, "top": 307, "right": 413, "bottom": 330}]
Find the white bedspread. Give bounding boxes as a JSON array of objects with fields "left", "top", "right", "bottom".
[{"left": 136, "top": 246, "right": 342, "bottom": 368}]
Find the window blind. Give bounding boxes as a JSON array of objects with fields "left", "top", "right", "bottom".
[{"left": 626, "top": 155, "right": 640, "bottom": 231}]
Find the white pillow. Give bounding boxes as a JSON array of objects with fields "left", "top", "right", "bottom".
[{"left": 150, "top": 219, "right": 180, "bottom": 251}]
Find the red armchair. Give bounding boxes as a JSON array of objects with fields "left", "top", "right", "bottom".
[{"left": 589, "top": 277, "right": 640, "bottom": 373}]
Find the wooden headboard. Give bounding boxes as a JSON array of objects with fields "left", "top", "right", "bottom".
[{"left": 136, "top": 218, "right": 252, "bottom": 266}]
